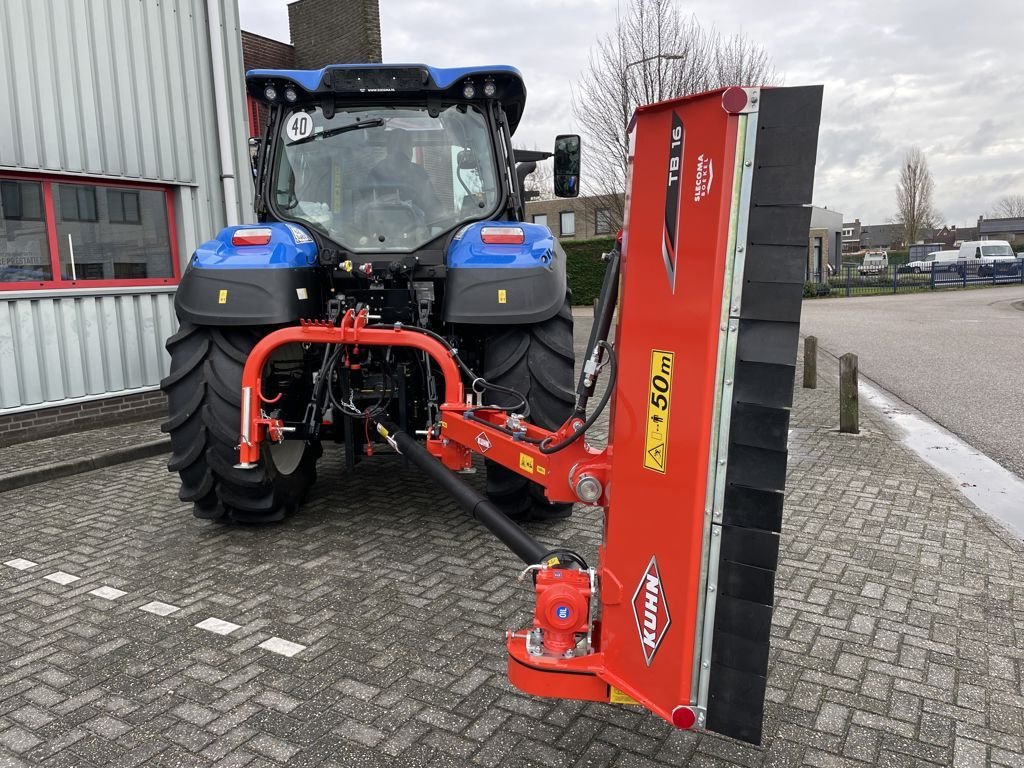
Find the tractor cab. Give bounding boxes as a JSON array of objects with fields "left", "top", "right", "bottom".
[{"left": 245, "top": 65, "right": 579, "bottom": 263}]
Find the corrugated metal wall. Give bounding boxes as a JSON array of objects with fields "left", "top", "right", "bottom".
[
  {"left": 0, "top": 288, "right": 177, "bottom": 410},
  {"left": 0, "top": 0, "right": 253, "bottom": 412}
]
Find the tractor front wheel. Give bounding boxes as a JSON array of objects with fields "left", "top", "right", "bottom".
[
  {"left": 161, "top": 322, "right": 320, "bottom": 523},
  {"left": 482, "top": 297, "right": 576, "bottom": 521}
]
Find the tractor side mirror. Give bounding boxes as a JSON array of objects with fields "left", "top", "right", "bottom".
[{"left": 553, "top": 134, "right": 581, "bottom": 198}]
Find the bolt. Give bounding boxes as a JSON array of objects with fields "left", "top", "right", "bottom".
[
  {"left": 702, "top": 660, "right": 710, "bottom": 668},
  {"left": 718, "top": 459, "right": 726, "bottom": 465},
  {"left": 737, "top": 245, "right": 745, "bottom": 252},
  {"left": 712, "top": 528, "right": 720, "bottom": 537},
  {"left": 725, "top": 379, "right": 733, "bottom": 386},
  {"left": 744, "top": 160, "right": 752, "bottom": 167},
  {"left": 708, "top": 584, "right": 716, "bottom": 592}
]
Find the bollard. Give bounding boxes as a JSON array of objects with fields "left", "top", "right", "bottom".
[
  {"left": 839, "top": 353, "right": 859, "bottom": 434},
  {"left": 803, "top": 336, "right": 817, "bottom": 389}
]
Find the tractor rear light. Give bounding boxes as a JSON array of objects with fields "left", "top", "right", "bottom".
[
  {"left": 483, "top": 79, "right": 497, "bottom": 97},
  {"left": 231, "top": 228, "right": 273, "bottom": 247},
  {"left": 263, "top": 85, "right": 278, "bottom": 101},
  {"left": 462, "top": 81, "right": 476, "bottom": 99},
  {"left": 284, "top": 87, "right": 298, "bottom": 102},
  {"left": 481, "top": 226, "right": 525, "bottom": 245}
]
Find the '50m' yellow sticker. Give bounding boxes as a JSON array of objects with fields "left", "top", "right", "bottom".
[{"left": 643, "top": 350, "right": 674, "bottom": 473}]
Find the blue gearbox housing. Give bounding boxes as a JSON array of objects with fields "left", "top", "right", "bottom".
[{"left": 442, "top": 221, "right": 568, "bottom": 325}]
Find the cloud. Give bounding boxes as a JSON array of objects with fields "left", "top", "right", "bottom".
[{"left": 238, "top": 0, "right": 1024, "bottom": 227}]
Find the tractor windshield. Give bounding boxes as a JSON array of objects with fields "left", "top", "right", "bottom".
[{"left": 272, "top": 104, "right": 500, "bottom": 253}]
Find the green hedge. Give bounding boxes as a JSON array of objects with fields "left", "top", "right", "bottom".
[{"left": 563, "top": 237, "right": 615, "bottom": 305}]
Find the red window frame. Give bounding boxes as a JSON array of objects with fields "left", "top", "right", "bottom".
[{"left": 0, "top": 172, "right": 181, "bottom": 291}]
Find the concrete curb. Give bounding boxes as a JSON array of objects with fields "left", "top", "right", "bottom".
[{"left": 0, "top": 437, "right": 171, "bottom": 494}]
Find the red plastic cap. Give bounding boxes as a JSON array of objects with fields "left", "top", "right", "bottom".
[
  {"left": 231, "top": 227, "right": 273, "bottom": 246},
  {"left": 671, "top": 706, "right": 697, "bottom": 729},
  {"left": 721, "top": 87, "right": 748, "bottom": 114},
  {"left": 481, "top": 226, "right": 525, "bottom": 245}
]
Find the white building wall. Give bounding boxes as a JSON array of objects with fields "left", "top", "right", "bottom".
[{"left": 0, "top": 0, "right": 252, "bottom": 413}]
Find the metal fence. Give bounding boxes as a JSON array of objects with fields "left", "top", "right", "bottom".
[{"left": 806, "top": 259, "right": 1024, "bottom": 298}]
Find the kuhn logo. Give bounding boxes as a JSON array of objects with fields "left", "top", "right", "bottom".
[
  {"left": 475, "top": 432, "right": 492, "bottom": 453},
  {"left": 693, "top": 154, "right": 713, "bottom": 202},
  {"left": 632, "top": 556, "right": 671, "bottom": 666}
]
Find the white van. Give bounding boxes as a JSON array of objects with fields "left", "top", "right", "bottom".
[{"left": 934, "top": 240, "right": 1019, "bottom": 276}]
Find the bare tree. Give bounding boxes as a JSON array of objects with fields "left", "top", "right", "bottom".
[
  {"left": 895, "top": 147, "right": 939, "bottom": 244},
  {"left": 991, "top": 194, "right": 1024, "bottom": 218},
  {"left": 573, "top": 0, "right": 778, "bottom": 218},
  {"left": 523, "top": 158, "right": 555, "bottom": 201}
]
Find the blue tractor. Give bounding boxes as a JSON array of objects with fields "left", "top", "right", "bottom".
[{"left": 162, "top": 64, "right": 582, "bottom": 523}]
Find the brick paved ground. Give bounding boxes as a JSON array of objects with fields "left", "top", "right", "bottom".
[
  {"left": 0, "top": 419, "right": 164, "bottom": 476},
  {"left": 0, "top": 318, "right": 1021, "bottom": 767}
]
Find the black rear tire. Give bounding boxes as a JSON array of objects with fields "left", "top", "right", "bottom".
[
  {"left": 482, "top": 297, "right": 575, "bottom": 520},
  {"left": 161, "top": 322, "right": 320, "bottom": 524}
]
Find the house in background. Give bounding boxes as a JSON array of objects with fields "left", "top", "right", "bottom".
[
  {"left": 525, "top": 194, "right": 624, "bottom": 240},
  {"left": 809, "top": 207, "right": 843, "bottom": 277},
  {"left": 841, "top": 218, "right": 862, "bottom": 252},
  {"left": 977, "top": 215, "right": 1024, "bottom": 244},
  {"left": 858, "top": 223, "right": 908, "bottom": 250}
]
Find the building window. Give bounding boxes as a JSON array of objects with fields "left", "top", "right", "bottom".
[
  {"left": 532, "top": 214, "right": 547, "bottom": 228},
  {"left": 560, "top": 210, "right": 575, "bottom": 237},
  {"left": 595, "top": 208, "right": 612, "bottom": 235},
  {"left": 0, "top": 180, "right": 52, "bottom": 283},
  {"left": 1, "top": 174, "right": 178, "bottom": 290}
]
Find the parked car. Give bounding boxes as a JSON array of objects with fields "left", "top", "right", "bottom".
[
  {"left": 899, "top": 249, "right": 957, "bottom": 273},
  {"left": 934, "top": 240, "right": 1019, "bottom": 276},
  {"left": 858, "top": 251, "right": 888, "bottom": 275}
]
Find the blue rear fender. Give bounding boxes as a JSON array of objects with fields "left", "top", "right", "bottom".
[
  {"left": 442, "top": 221, "right": 568, "bottom": 325},
  {"left": 175, "top": 223, "right": 324, "bottom": 326}
]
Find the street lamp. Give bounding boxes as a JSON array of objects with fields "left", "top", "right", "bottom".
[{"left": 620, "top": 53, "right": 685, "bottom": 124}]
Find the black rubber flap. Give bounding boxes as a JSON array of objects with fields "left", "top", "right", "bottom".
[
  {"left": 705, "top": 84, "right": 822, "bottom": 746},
  {"left": 721, "top": 524, "right": 780, "bottom": 572},
  {"left": 722, "top": 485, "right": 784, "bottom": 532},
  {"left": 712, "top": 629, "right": 770, "bottom": 677},
  {"left": 715, "top": 593, "right": 774, "bottom": 643},
  {"left": 736, "top": 320, "right": 800, "bottom": 367},
  {"left": 733, "top": 361, "right": 794, "bottom": 410},
  {"left": 748, "top": 205, "right": 811, "bottom": 247},
  {"left": 740, "top": 281, "right": 803, "bottom": 323},
  {"left": 744, "top": 244, "right": 807, "bottom": 284},
  {"left": 707, "top": 664, "right": 768, "bottom": 744},
  {"left": 729, "top": 401, "right": 790, "bottom": 452},
  {"left": 725, "top": 444, "right": 787, "bottom": 492}
]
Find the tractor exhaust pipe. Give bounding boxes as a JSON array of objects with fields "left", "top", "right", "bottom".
[{"left": 373, "top": 420, "right": 549, "bottom": 566}]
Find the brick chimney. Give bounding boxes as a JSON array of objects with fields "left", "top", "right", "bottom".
[{"left": 288, "top": 0, "right": 382, "bottom": 69}]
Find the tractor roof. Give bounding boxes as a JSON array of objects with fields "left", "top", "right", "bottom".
[{"left": 246, "top": 64, "right": 528, "bottom": 134}]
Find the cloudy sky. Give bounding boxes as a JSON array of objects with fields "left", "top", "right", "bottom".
[{"left": 239, "top": 0, "right": 1024, "bottom": 226}]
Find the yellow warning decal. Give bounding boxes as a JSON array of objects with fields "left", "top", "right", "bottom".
[
  {"left": 609, "top": 687, "right": 641, "bottom": 705},
  {"left": 643, "top": 349, "right": 674, "bottom": 473},
  {"left": 218, "top": 289, "right": 228, "bottom": 304},
  {"left": 536, "top": 465, "right": 546, "bottom": 476},
  {"left": 498, "top": 289, "right": 508, "bottom": 304},
  {"left": 519, "top": 453, "right": 534, "bottom": 474}
]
